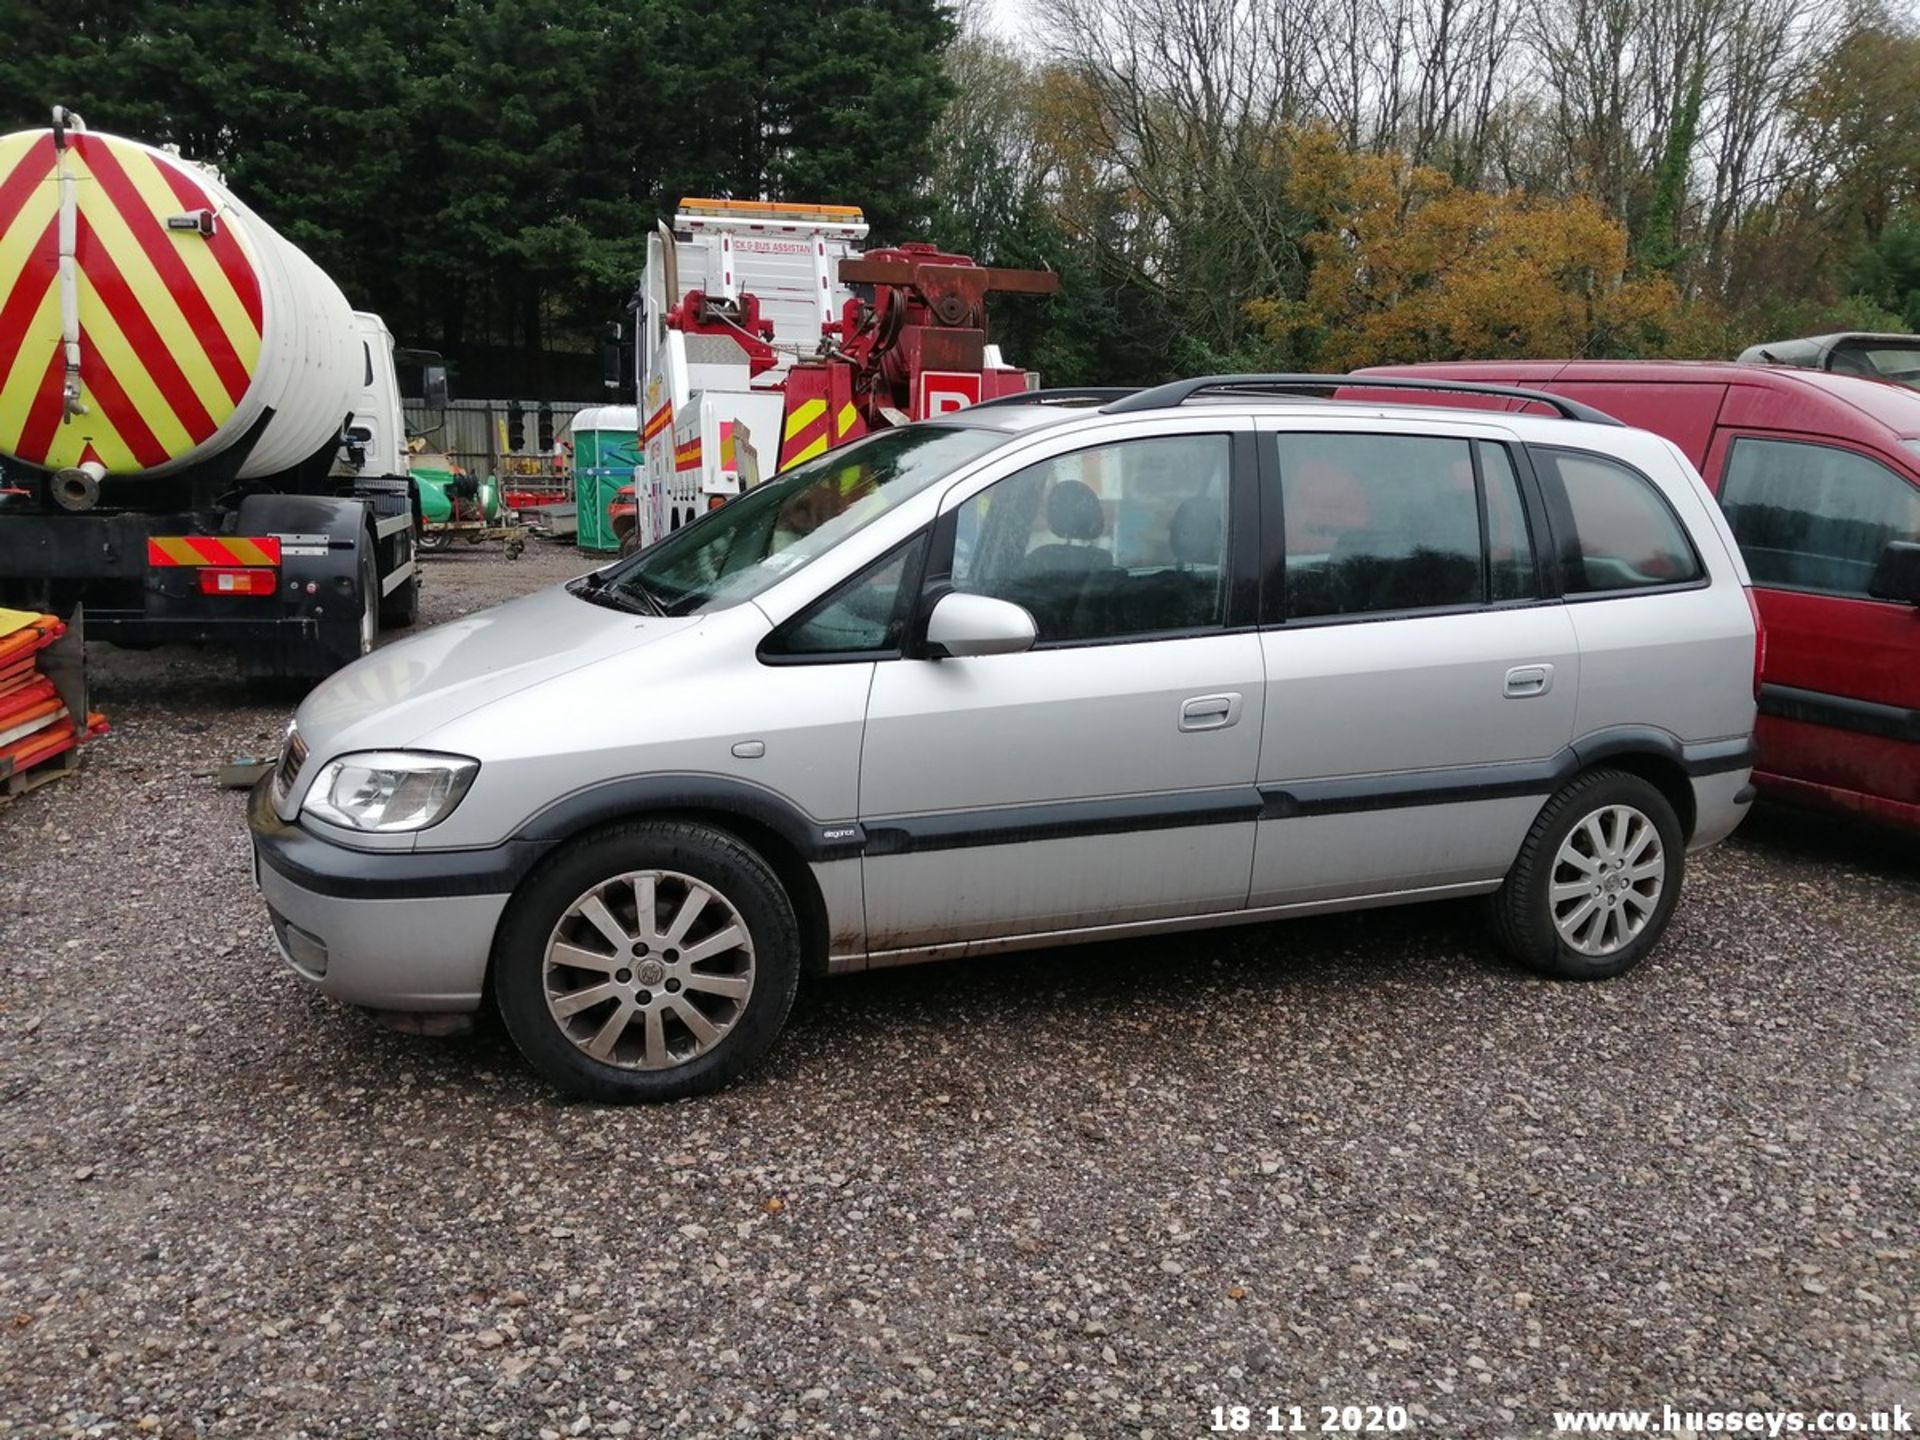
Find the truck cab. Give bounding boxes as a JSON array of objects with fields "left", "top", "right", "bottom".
[
  {"left": 1361, "top": 361, "right": 1920, "bottom": 830},
  {"left": 334, "top": 312, "right": 411, "bottom": 482}
]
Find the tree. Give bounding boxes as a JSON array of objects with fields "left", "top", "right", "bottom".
[
  {"left": 770, "top": 0, "right": 956, "bottom": 239},
  {"left": 1791, "top": 6, "right": 1920, "bottom": 245},
  {"left": 1253, "top": 129, "right": 1686, "bottom": 367},
  {"left": 0, "top": 0, "right": 959, "bottom": 388},
  {"left": 1639, "top": 55, "right": 1707, "bottom": 276},
  {"left": 1846, "top": 220, "right": 1920, "bottom": 329}
]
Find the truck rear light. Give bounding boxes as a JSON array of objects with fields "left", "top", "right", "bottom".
[
  {"left": 198, "top": 567, "right": 278, "bottom": 597},
  {"left": 1745, "top": 586, "right": 1766, "bottom": 699},
  {"left": 707, "top": 496, "right": 726, "bottom": 511}
]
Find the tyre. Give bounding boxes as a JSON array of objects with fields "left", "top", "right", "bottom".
[
  {"left": 1488, "top": 769, "right": 1685, "bottom": 980},
  {"left": 493, "top": 821, "right": 801, "bottom": 1101}
]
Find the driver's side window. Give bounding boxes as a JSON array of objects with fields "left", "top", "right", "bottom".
[{"left": 948, "top": 435, "right": 1232, "bottom": 645}]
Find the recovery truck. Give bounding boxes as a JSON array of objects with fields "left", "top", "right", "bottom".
[
  {"left": 0, "top": 110, "right": 423, "bottom": 682},
  {"left": 632, "top": 198, "right": 1058, "bottom": 546}
]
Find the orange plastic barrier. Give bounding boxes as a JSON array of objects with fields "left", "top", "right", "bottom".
[{"left": 0, "top": 610, "right": 107, "bottom": 794}]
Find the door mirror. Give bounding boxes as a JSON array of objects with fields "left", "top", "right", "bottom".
[
  {"left": 923, "top": 591, "right": 1037, "bottom": 658},
  {"left": 1868, "top": 540, "right": 1920, "bottom": 604},
  {"left": 421, "top": 363, "right": 451, "bottom": 409}
]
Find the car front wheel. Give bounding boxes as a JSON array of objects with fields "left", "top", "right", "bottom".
[{"left": 494, "top": 822, "right": 801, "bottom": 1101}]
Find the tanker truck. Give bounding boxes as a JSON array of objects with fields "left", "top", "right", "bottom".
[{"left": 0, "top": 109, "right": 421, "bottom": 682}]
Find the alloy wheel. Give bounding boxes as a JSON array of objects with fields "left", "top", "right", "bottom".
[
  {"left": 1549, "top": 803, "right": 1666, "bottom": 957},
  {"left": 541, "top": 869, "right": 756, "bottom": 1070}
]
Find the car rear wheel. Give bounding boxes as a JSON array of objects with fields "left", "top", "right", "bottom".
[
  {"left": 494, "top": 821, "right": 800, "bottom": 1101},
  {"left": 1488, "top": 769, "right": 1685, "bottom": 980}
]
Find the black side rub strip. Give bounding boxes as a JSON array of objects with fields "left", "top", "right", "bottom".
[
  {"left": 862, "top": 787, "right": 1262, "bottom": 857},
  {"left": 1262, "top": 734, "right": 1754, "bottom": 818},
  {"left": 252, "top": 731, "right": 1755, "bottom": 897},
  {"left": 517, "top": 772, "right": 869, "bottom": 862},
  {"left": 1262, "top": 759, "right": 1557, "bottom": 817},
  {"left": 1760, "top": 684, "right": 1920, "bottom": 744},
  {"left": 867, "top": 734, "right": 1755, "bottom": 851}
]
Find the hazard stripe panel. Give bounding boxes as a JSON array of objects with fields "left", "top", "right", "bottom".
[
  {"left": 147, "top": 536, "right": 282, "bottom": 567},
  {"left": 642, "top": 403, "right": 673, "bottom": 441},
  {"left": 77, "top": 136, "right": 255, "bottom": 403},
  {"left": 152, "top": 157, "right": 262, "bottom": 333},
  {"left": 784, "top": 435, "right": 830, "bottom": 468},
  {"left": 783, "top": 399, "right": 826, "bottom": 441},
  {"left": 0, "top": 134, "right": 52, "bottom": 236},
  {"left": 674, "top": 439, "right": 704, "bottom": 472},
  {"left": 77, "top": 213, "right": 217, "bottom": 444},
  {"left": 0, "top": 129, "right": 263, "bottom": 475}
]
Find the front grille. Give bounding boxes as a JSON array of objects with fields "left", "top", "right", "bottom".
[{"left": 272, "top": 727, "right": 308, "bottom": 803}]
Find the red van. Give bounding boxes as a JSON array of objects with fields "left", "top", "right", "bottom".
[{"left": 1360, "top": 362, "right": 1920, "bottom": 830}]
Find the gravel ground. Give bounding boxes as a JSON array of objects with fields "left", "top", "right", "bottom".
[{"left": 0, "top": 541, "right": 1915, "bottom": 1440}]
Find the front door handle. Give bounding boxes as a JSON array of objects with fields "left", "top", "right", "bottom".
[
  {"left": 1504, "top": 664, "right": 1554, "bottom": 698},
  {"left": 1179, "top": 692, "right": 1242, "bottom": 731}
]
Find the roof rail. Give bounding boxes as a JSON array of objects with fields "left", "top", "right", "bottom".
[
  {"left": 971, "top": 387, "right": 1139, "bottom": 410},
  {"left": 1099, "top": 373, "right": 1624, "bottom": 426}
]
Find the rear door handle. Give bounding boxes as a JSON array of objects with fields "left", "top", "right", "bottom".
[
  {"left": 1179, "top": 692, "right": 1242, "bottom": 731},
  {"left": 1504, "top": 664, "right": 1554, "bottom": 698}
]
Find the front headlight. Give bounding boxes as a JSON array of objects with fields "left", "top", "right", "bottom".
[{"left": 300, "top": 751, "right": 479, "bottom": 833}]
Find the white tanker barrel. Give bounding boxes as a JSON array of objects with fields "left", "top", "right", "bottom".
[{"left": 0, "top": 116, "right": 357, "bottom": 494}]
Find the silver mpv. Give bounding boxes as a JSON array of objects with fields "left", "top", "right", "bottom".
[{"left": 251, "top": 376, "right": 1760, "bottom": 1101}]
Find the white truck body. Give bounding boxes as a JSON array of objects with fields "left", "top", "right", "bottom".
[{"left": 635, "top": 202, "right": 871, "bottom": 545}]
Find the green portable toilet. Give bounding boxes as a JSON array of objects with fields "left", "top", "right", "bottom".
[{"left": 569, "top": 405, "right": 641, "bottom": 553}]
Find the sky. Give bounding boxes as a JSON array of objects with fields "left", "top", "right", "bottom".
[{"left": 976, "top": 0, "right": 1036, "bottom": 45}]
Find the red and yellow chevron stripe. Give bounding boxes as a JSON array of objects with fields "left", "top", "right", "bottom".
[
  {"left": 146, "top": 535, "right": 282, "bottom": 567},
  {"left": 674, "top": 436, "right": 703, "bottom": 472},
  {"left": 0, "top": 129, "right": 264, "bottom": 476},
  {"left": 641, "top": 402, "right": 673, "bottom": 442},
  {"left": 779, "top": 397, "right": 830, "bottom": 471}
]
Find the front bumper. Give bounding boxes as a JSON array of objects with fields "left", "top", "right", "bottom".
[{"left": 249, "top": 781, "right": 510, "bottom": 1011}]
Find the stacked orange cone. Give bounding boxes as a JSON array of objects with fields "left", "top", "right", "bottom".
[{"left": 0, "top": 611, "right": 108, "bottom": 783}]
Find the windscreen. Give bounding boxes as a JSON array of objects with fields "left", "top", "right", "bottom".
[{"left": 589, "top": 425, "right": 1003, "bottom": 616}]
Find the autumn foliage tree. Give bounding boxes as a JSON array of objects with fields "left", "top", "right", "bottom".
[{"left": 1251, "top": 130, "right": 1689, "bottom": 368}]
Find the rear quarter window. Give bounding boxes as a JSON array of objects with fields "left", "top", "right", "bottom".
[{"left": 1529, "top": 447, "right": 1704, "bottom": 595}]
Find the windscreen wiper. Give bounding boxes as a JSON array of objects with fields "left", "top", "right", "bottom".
[{"left": 569, "top": 572, "right": 658, "bottom": 615}]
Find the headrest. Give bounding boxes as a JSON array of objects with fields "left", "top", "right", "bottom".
[
  {"left": 1045, "top": 480, "right": 1105, "bottom": 542},
  {"left": 1169, "top": 495, "right": 1222, "bottom": 564}
]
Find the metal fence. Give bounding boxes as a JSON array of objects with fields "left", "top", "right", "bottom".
[{"left": 403, "top": 398, "right": 599, "bottom": 492}]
